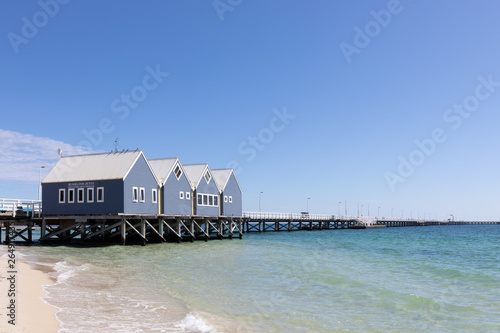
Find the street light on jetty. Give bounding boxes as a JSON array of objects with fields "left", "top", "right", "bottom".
[
  {"left": 38, "top": 166, "right": 46, "bottom": 201},
  {"left": 344, "top": 201, "right": 347, "bottom": 216},
  {"left": 361, "top": 204, "right": 364, "bottom": 217},
  {"left": 338, "top": 201, "right": 342, "bottom": 217},
  {"left": 306, "top": 197, "right": 310, "bottom": 212},
  {"left": 259, "top": 192, "right": 263, "bottom": 214},
  {"left": 368, "top": 204, "right": 370, "bottom": 217}
]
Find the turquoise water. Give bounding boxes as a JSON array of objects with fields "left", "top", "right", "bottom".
[{"left": 17, "top": 225, "right": 500, "bottom": 332}]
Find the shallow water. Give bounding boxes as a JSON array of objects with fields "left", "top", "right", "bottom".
[{"left": 18, "top": 225, "right": 500, "bottom": 332}]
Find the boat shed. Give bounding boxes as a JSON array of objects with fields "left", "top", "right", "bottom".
[
  {"left": 149, "top": 158, "right": 192, "bottom": 215},
  {"left": 41, "top": 150, "right": 159, "bottom": 216},
  {"left": 212, "top": 169, "right": 242, "bottom": 217},
  {"left": 183, "top": 164, "right": 219, "bottom": 216}
]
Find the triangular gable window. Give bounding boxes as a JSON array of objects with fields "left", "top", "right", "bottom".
[
  {"left": 204, "top": 170, "right": 211, "bottom": 184},
  {"left": 174, "top": 164, "right": 182, "bottom": 180}
]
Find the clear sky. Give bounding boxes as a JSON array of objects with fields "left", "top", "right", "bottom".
[{"left": 1, "top": 0, "right": 500, "bottom": 220}]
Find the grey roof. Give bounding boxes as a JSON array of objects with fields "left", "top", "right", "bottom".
[
  {"left": 149, "top": 158, "right": 180, "bottom": 185},
  {"left": 42, "top": 150, "right": 153, "bottom": 183},
  {"left": 183, "top": 164, "right": 210, "bottom": 189},
  {"left": 212, "top": 169, "right": 242, "bottom": 193}
]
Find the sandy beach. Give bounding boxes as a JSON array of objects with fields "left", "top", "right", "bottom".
[{"left": 0, "top": 247, "right": 60, "bottom": 333}]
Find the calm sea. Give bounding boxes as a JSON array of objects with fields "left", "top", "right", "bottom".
[{"left": 17, "top": 225, "right": 500, "bottom": 332}]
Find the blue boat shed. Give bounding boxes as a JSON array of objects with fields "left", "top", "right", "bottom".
[
  {"left": 212, "top": 169, "right": 242, "bottom": 217},
  {"left": 149, "top": 158, "right": 192, "bottom": 216},
  {"left": 183, "top": 164, "right": 219, "bottom": 216},
  {"left": 41, "top": 150, "right": 159, "bottom": 216}
]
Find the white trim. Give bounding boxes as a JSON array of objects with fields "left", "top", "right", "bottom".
[
  {"left": 224, "top": 196, "right": 228, "bottom": 203},
  {"left": 68, "top": 188, "right": 75, "bottom": 203},
  {"left": 173, "top": 164, "right": 182, "bottom": 180},
  {"left": 229, "top": 196, "right": 233, "bottom": 203},
  {"left": 214, "top": 195, "right": 218, "bottom": 206},
  {"left": 185, "top": 192, "right": 191, "bottom": 200},
  {"left": 77, "top": 188, "right": 84, "bottom": 203},
  {"left": 87, "top": 187, "right": 94, "bottom": 203},
  {"left": 132, "top": 187, "right": 138, "bottom": 202},
  {"left": 58, "top": 189, "right": 65, "bottom": 203},
  {"left": 140, "top": 187, "right": 145, "bottom": 202},
  {"left": 204, "top": 170, "right": 211, "bottom": 184},
  {"left": 197, "top": 193, "right": 220, "bottom": 207},
  {"left": 97, "top": 187, "right": 104, "bottom": 203},
  {"left": 152, "top": 189, "right": 157, "bottom": 204},
  {"left": 179, "top": 191, "right": 184, "bottom": 200}
]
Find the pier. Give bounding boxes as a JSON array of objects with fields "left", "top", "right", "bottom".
[{"left": 1, "top": 199, "right": 499, "bottom": 245}]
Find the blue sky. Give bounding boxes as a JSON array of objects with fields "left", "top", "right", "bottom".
[{"left": 2, "top": 0, "right": 500, "bottom": 220}]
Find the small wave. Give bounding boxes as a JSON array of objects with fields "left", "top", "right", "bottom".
[
  {"left": 175, "top": 313, "right": 218, "bottom": 333},
  {"left": 50, "top": 261, "right": 87, "bottom": 284}
]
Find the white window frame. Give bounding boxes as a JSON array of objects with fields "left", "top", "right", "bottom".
[
  {"left": 139, "top": 187, "right": 145, "bottom": 203},
  {"left": 77, "top": 188, "right": 84, "bottom": 203},
  {"left": 204, "top": 170, "right": 211, "bottom": 184},
  {"left": 59, "top": 189, "right": 65, "bottom": 203},
  {"left": 224, "top": 195, "right": 228, "bottom": 203},
  {"left": 185, "top": 192, "right": 191, "bottom": 200},
  {"left": 97, "top": 187, "right": 104, "bottom": 203},
  {"left": 209, "top": 195, "right": 213, "bottom": 206},
  {"left": 152, "top": 189, "right": 157, "bottom": 204},
  {"left": 132, "top": 187, "right": 138, "bottom": 202},
  {"left": 87, "top": 187, "right": 94, "bottom": 203},
  {"left": 68, "top": 188, "right": 75, "bottom": 203},
  {"left": 214, "top": 195, "right": 218, "bottom": 206},
  {"left": 173, "top": 164, "right": 182, "bottom": 180},
  {"left": 229, "top": 196, "right": 233, "bottom": 203},
  {"left": 197, "top": 194, "right": 202, "bottom": 205},
  {"left": 179, "top": 191, "right": 184, "bottom": 200},
  {"left": 203, "top": 194, "right": 208, "bottom": 205}
]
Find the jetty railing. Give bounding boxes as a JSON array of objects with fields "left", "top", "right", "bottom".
[
  {"left": 0, "top": 198, "right": 42, "bottom": 218},
  {"left": 243, "top": 212, "right": 361, "bottom": 221}
]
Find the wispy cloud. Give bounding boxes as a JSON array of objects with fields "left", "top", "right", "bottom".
[{"left": 0, "top": 129, "right": 94, "bottom": 183}]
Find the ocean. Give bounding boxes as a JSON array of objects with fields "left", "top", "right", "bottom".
[{"left": 17, "top": 225, "right": 500, "bottom": 332}]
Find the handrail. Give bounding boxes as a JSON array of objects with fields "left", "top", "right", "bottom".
[
  {"left": 0, "top": 198, "right": 42, "bottom": 218},
  {"left": 243, "top": 212, "right": 359, "bottom": 221}
]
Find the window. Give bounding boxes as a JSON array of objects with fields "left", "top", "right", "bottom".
[
  {"left": 140, "top": 187, "right": 145, "bottom": 202},
  {"left": 179, "top": 191, "right": 184, "bottom": 200},
  {"left": 203, "top": 194, "right": 208, "bottom": 205},
  {"left": 97, "top": 187, "right": 104, "bottom": 203},
  {"left": 209, "top": 195, "right": 213, "bottom": 206},
  {"left": 77, "top": 188, "right": 84, "bottom": 203},
  {"left": 224, "top": 196, "right": 228, "bottom": 203},
  {"left": 87, "top": 188, "right": 94, "bottom": 203},
  {"left": 186, "top": 192, "right": 191, "bottom": 200},
  {"left": 152, "top": 189, "right": 157, "bottom": 204},
  {"left": 198, "top": 194, "right": 202, "bottom": 205},
  {"left": 229, "top": 196, "right": 233, "bottom": 203},
  {"left": 173, "top": 164, "right": 182, "bottom": 180},
  {"left": 214, "top": 196, "right": 218, "bottom": 206},
  {"left": 68, "top": 188, "right": 75, "bottom": 203},
  {"left": 59, "top": 189, "right": 65, "bottom": 203},
  {"left": 133, "top": 187, "right": 138, "bottom": 202},
  {"left": 204, "top": 170, "right": 211, "bottom": 184}
]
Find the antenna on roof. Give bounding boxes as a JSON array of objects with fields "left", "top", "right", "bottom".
[
  {"left": 114, "top": 138, "right": 119, "bottom": 152},
  {"left": 57, "top": 148, "right": 63, "bottom": 158}
]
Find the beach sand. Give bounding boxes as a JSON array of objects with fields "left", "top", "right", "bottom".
[{"left": 0, "top": 249, "right": 60, "bottom": 333}]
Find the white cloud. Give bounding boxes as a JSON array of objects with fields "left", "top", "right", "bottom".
[{"left": 0, "top": 129, "right": 94, "bottom": 183}]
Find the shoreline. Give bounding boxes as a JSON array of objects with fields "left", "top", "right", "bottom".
[{"left": 0, "top": 247, "right": 61, "bottom": 333}]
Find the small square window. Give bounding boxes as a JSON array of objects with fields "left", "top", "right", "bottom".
[
  {"left": 152, "top": 189, "right": 157, "bottom": 204},
  {"left": 140, "top": 188, "right": 145, "bottom": 202},
  {"left": 133, "top": 187, "right": 138, "bottom": 202},
  {"left": 204, "top": 170, "right": 211, "bottom": 184},
  {"left": 229, "top": 196, "right": 233, "bottom": 203},
  {"left": 77, "top": 188, "right": 84, "bottom": 203},
  {"left": 179, "top": 191, "right": 184, "bottom": 200},
  {"left": 174, "top": 164, "right": 182, "bottom": 180},
  {"left": 224, "top": 196, "right": 228, "bottom": 203},
  {"left": 97, "top": 187, "right": 104, "bottom": 203},
  {"left": 186, "top": 192, "right": 191, "bottom": 200},
  {"left": 87, "top": 188, "right": 94, "bottom": 203},
  {"left": 59, "top": 189, "right": 65, "bottom": 203},
  {"left": 68, "top": 189, "right": 75, "bottom": 203}
]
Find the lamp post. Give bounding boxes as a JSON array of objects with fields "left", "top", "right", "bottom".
[
  {"left": 344, "top": 200, "right": 347, "bottom": 216},
  {"left": 259, "top": 191, "right": 263, "bottom": 214},
  {"left": 361, "top": 204, "right": 364, "bottom": 217},
  {"left": 306, "top": 197, "right": 310, "bottom": 212},
  {"left": 38, "top": 166, "right": 46, "bottom": 201},
  {"left": 367, "top": 204, "right": 370, "bottom": 217},
  {"left": 338, "top": 201, "right": 342, "bottom": 217}
]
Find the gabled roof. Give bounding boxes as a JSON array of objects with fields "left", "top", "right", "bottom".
[
  {"left": 42, "top": 150, "right": 156, "bottom": 183},
  {"left": 212, "top": 169, "right": 242, "bottom": 193},
  {"left": 149, "top": 158, "right": 182, "bottom": 185},
  {"left": 183, "top": 164, "right": 210, "bottom": 189}
]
